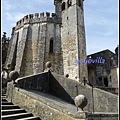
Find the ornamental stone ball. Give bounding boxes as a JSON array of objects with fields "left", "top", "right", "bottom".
[
  {"left": 9, "top": 71, "right": 19, "bottom": 81},
  {"left": 46, "top": 61, "right": 52, "bottom": 68},
  {"left": 74, "top": 94, "right": 88, "bottom": 111}
]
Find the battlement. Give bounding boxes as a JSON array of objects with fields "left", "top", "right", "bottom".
[{"left": 15, "top": 12, "right": 62, "bottom": 30}]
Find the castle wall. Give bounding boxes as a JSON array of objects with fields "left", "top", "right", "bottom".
[
  {"left": 9, "top": 12, "right": 63, "bottom": 77},
  {"left": 6, "top": 32, "right": 18, "bottom": 68},
  {"left": 44, "top": 23, "right": 63, "bottom": 75},
  {"left": 15, "top": 26, "right": 28, "bottom": 73},
  {"left": 6, "top": 0, "right": 87, "bottom": 80}
]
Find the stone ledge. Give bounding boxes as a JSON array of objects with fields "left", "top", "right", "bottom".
[
  {"left": 14, "top": 87, "right": 77, "bottom": 115},
  {"left": 6, "top": 86, "right": 76, "bottom": 120},
  {"left": 87, "top": 112, "right": 118, "bottom": 117}
]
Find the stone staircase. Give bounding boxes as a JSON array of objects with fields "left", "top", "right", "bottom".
[{"left": 1, "top": 93, "right": 41, "bottom": 120}]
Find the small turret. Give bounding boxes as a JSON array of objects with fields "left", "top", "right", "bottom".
[{"left": 54, "top": 0, "right": 62, "bottom": 18}]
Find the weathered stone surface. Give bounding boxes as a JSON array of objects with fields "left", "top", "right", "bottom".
[
  {"left": 61, "top": 0, "right": 88, "bottom": 81},
  {"left": 3, "top": 1, "right": 118, "bottom": 120},
  {"left": 74, "top": 111, "right": 88, "bottom": 119},
  {"left": 15, "top": 26, "right": 28, "bottom": 73},
  {"left": 87, "top": 112, "right": 118, "bottom": 120},
  {"left": 6, "top": 73, "right": 118, "bottom": 119},
  {"left": 50, "top": 72, "right": 118, "bottom": 112},
  {"left": 6, "top": 85, "right": 75, "bottom": 120},
  {"left": 87, "top": 49, "right": 118, "bottom": 88},
  {"left": 6, "top": 32, "right": 18, "bottom": 67},
  {"left": 10, "top": 71, "right": 118, "bottom": 113},
  {"left": 5, "top": 0, "right": 87, "bottom": 82},
  {"left": 16, "top": 72, "right": 49, "bottom": 93}
]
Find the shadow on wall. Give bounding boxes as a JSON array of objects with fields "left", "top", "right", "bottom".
[
  {"left": 16, "top": 71, "right": 74, "bottom": 104},
  {"left": 17, "top": 72, "right": 49, "bottom": 92},
  {"left": 49, "top": 72, "right": 74, "bottom": 104},
  {"left": 7, "top": 70, "right": 118, "bottom": 112}
]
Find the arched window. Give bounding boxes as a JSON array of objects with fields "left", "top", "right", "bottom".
[
  {"left": 77, "top": 0, "right": 83, "bottom": 10},
  {"left": 62, "top": 2, "right": 65, "bottom": 11},
  {"left": 49, "top": 38, "right": 54, "bottom": 53},
  {"left": 67, "top": 0, "right": 72, "bottom": 7},
  {"left": 79, "top": 0, "right": 81, "bottom": 6}
]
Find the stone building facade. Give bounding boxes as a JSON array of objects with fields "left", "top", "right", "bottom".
[
  {"left": 87, "top": 48, "right": 118, "bottom": 88},
  {"left": 5, "top": 0, "right": 88, "bottom": 81}
]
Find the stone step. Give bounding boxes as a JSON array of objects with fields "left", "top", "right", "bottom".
[
  {"left": 1, "top": 112, "right": 33, "bottom": 120},
  {"left": 2, "top": 105, "right": 20, "bottom": 110},
  {"left": 15, "top": 116, "right": 41, "bottom": 120},
  {"left": 2, "top": 109, "right": 26, "bottom": 115},
  {"left": 1, "top": 96, "right": 6, "bottom": 99},
  {"left": 2, "top": 101, "right": 13, "bottom": 105},
  {"left": 2, "top": 99, "right": 8, "bottom": 102},
  {"left": 1, "top": 93, "right": 40, "bottom": 120},
  {"left": 2, "top": 95, "right": 6, "bottom": 98},
  {"left": 2, "top": 89, "right": 7, "bottom": 95}
]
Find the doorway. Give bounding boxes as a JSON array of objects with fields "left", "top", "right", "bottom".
[{"left": 103, "top": 77, "right": 108, "bottom": 87}]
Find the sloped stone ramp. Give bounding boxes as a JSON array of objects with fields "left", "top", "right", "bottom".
[{"left": 1, "top": 94, "right": 41, "bottom": 120}]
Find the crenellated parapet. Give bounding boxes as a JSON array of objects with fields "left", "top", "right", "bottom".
[{"left": 15, "top": 12, "right": 62, "bottom": 30}]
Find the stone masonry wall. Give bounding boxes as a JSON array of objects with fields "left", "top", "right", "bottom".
[
  {"left": 16, "top": 72, "right": 49, "bottom": 92},
  {"left": 43, "top": 23, "right": 64, "bottom": 75},
  {"left": 61, "top": 0, "right": 88, "bottom": 81},
  {"left": 6, "top": 84, "right": 74, "bottom": 120},
  {"left": 87, "top": 50, "right": 116, "bottom": 87},
  {"left": 8, "top": 12, "right": 63, "bottom": 77},
  {"left": 6, "top": 79, "right": 118, "bottom": 120},
  {"left": 15, "top": 26, "right": 28, "bottom": 73},
  {"left": 111, "top": 67, "right": 118, "bottom": 88},
  {"left": 10, "top": 71, "right": 118, "bottom": 113},
  {"left": 77, "top": 4, "right": 88, "bottom": 81},
  {"left": 61, "top": 3, "right": 78, "bottom": 80},
  {"left": 88, "top": 113, "right": 118, "bottom": 120},
  {"left": 50, "top": 72, "right": 118, "bottom": 112},
  {"left": 6, "top": 32, "right": 18, "bottom": 67},
  {"left": 44, "top": 53, "right": 64, "bottom": 75}
]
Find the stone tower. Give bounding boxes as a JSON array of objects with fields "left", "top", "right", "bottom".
[
  {"left": 5, "top": 0, "right": 88, "bottom": 81},
  {"left": 61, "top": 0, "right": 88, "bottom": 81},
  {"left": 5, "top": 12, "right": 63, "bottom": 77}
]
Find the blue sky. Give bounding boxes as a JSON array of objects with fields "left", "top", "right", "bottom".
[{"left": 1, "top": 0, "right": 118, "bottom": 55}]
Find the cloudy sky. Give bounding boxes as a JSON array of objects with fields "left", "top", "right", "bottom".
[{"left": 1, "top": 0, "right": 118, "bottom": 55}]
